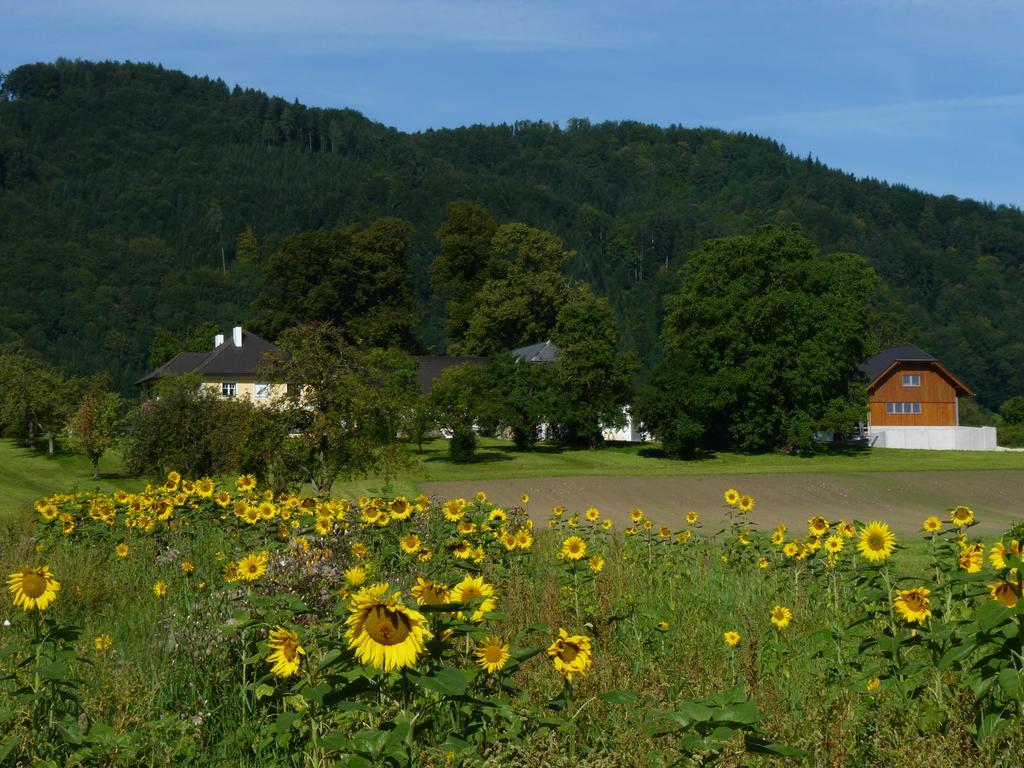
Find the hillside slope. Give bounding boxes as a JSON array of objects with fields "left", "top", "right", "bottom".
[{"left": 1, "top": 59, "right": 1022, "bottom": 404}]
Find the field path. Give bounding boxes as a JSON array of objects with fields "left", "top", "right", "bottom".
[{"left": 422, "top": 470, "right": 1024, "bottom": 535}]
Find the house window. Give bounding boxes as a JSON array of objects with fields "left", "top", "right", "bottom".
[
  {"left": 254, "top": 383, "right": 271, "bottom": 399},
  {"left": 221, "top": 382, "right": 237, "bottom": 398},
  {"left": 902, "top": 374, "right": 921, "bottom": 387},
  {"left": 885, "top": 402, "right": 921, "bottom": 415}
]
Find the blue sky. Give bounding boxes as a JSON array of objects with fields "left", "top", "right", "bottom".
[{"left": 4, "top": 1, "right": 1023, "bottom": 207}]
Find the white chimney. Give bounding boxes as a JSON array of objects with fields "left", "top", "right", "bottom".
[
  {"left": 214, "top": 333, "right": 224, "bottom": 348},
  {"left": 232, "top": 325, "right": 243, "bottom": 347}
]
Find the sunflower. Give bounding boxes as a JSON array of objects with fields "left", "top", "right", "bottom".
[
  {"left": 452, "top": 575, "right": 497, "bottom": 621},
  {"left": 345, "top": 583, "right": 432, "bottom": 672},
  {"left": 167, "top": 470, "right": 182, "bottom": 486},
  {"left": 808, "top": 516, "right": 829, "bottom": 537},
  {"left": 181, "top": 560, "right": 194, "bottom": 574},
  {"left": 115, "top": 543, "right": 129, "bottom": 558},
  {"left": 475, "top": 491, "right": 488, "bottom": 502},
  {"left": 893, "top": 586, "right": 932, "bottom": 624},
  {"left": 585, "top": 507, "right": 600, "bottom": 523},
  {"left": 770, "top": 605, "right": 792, "bottom": 630},
  {"left": 520, "top": 494, "right": 530, "bottom": 505},
  {"left": 344, "top": 565, "right": 369, "bottom": 588},
  {"left": 7, "top": 566, "right": 60, "bottom": 611},
  {"left": 475, "top": 636, "right": 511, "bottom": 674},
  {"left": 824, "top": 535, "right": 844, "bottom": 554},
  {"left": 950, "top": 505, "right": 974, "bottom": 527},
  {"left": 236, "top": 552, "right": 269, "bottom": 581},
  {"left": 214, "top": 491, "right": 232, "bottom": 508},
  {"left": 241, "top": 505, "right": 261, "bottom": 525},
  {"left": 488, "top": 508, "right": 507, "bottom": 523},
  {"left": 783, "top": 541, "right": 802, "bottom": 559},
  {"left": 551, "top": 505, "right": 565, "bottom": 518},
  {"left": 922, "top": 516, "right": 942, "bottom": 533},
  {"left": 236, "top": 474, "right": 256, "bottom": 492},
  {"left": 442, "top": 499, "right": 466, "bottom": 522},
  {"left": 857, "top": 521, "right": 896, "bottom": 562},
  {"left": 737, "top": 495, "right": 755, "bottom": 513},
  {"left": 601, "top": 518, "right": 613, "bottom": 531},
  {"left": 677, "top": 530, "right": 693, "bottom": 544},
  {"left": 400, "top": 534, "right": 421, "bottom": 555},
  {"left": 411, "top": 577, "right": 450, "bottom": 605},
  {"left": 989, "top": 581, "right": 1020, "bottom": 608},
  {"left": 514, "top": 529, "right": 534, "bottom": 549},
  {"left": 458, "top": 521, "right": 477, "bottom": 535},
  {"left": 758, "top": 557, "right": 769, "bottom": 569},
  {"left": 266, "top": 626, "right": 305, "bottom": 677},
  {"left": 153, "top": 581, "right": 167, "bottom": 598},
  {"left": 723, "top": 489, "right": 740, "bottom": 506},
  {"left": 195, "top": 478, "right": 215, "bottom": 498},
  {"left": 450, "top": 540, "right": 474, "bottom": 560},
  {"left": 686, "top": 511, "right": 699, "bottom": 525},
  {"left": 629, "top": 508, "right": 644, "bottom": 523},
  {"left": 959, "top": 543, "right": 984, "bottom": 573},
  {"left": 588, "top": 555, "right": 605, "bottom": 573},
  {"left": 659, "top": 526, "right": 672, "bottom": 540},
  {"left": 837, "top": 521, "right": 856, "bottom": 538},
  {"left": 561, "top": 535, "right": 588, "bottom": 561},
  {"left": 547, "top": 629, "right": 593, "bottom": 682},
  {"left": 771, "top": 529, "right": 786, "bottom": 546},
  {"left": 389, "top": 497, "right": 412, "bottom": 520},
  {"left": 723, "top": 631, "right": 741, "bottom": 647},
  {"left": 989, "top": 539, "right": 1020, "bottom": 570}
]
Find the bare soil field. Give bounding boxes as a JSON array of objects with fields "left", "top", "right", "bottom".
[{"left": 423, "top": 470, "right": 1024, "bottom": 535}]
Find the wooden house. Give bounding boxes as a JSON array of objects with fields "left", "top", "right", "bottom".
[{"left": 860, "top": 344, "right": 973, "bottom": 427}]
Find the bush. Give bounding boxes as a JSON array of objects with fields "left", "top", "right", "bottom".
[
  {"left": 1000, "top": 395, "right": 1024, "bottom": 425},
  {"left": 998, "top": 423, "right": 1024, "bottom": 448},
  {"left": 448, "top": 426, "right": 477, "bottom": 462}
]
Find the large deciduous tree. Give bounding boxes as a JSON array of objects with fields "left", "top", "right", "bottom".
[
  {"left": 652, "top": 225, "right": 878, "bottom": 453},
  {"left": 67, "top": 376, "right": 124, "bottom": 478}
]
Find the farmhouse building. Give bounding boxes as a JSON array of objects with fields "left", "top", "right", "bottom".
[
  {"left": 859, "top": 344, "right": 995, "bottom": 450},
  {"left": 135, "top": 326, "right": 288, "bottom": 403}
]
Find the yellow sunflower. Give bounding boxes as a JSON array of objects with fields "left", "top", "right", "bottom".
[
  {"left": 723, "top": 631, "right": 741, "bottom": 647},
  {"left": 737, "top": 495, "right": 755, "bottom": 513},
  {"left": 601, "top": 518, "right": 612, "bottom": 531},
  {"left": 410, "top": 577, "right": 450, "bottom": 606},
  {"left": 808, "top": 516, "right": 829, "bottom": 537},
  {"left": 442, "top": 499, "right": 466, "bottom": 522},
  {"left": 344, "top": 565, "right": 369, "bottom": 589},
  {"left": 588, "top": 555, "right": 605, "bottom": 573},
  {"left": 686, "top": 511, "right": 699, "bottom": 525},
  {"left": 629, "top": 508, "right": 644, "bottom": 523},
  {"left": 551, "top": 505, "right": 565, "bottom": 518},
  {"left": 561, "top": 535, "right": 588, "bottom": 561},
  {"left": 400, "top": 534, "right": 421, "bottom": 555},
  {"left": 520, "top": 494, "right": 530, "bottom": 505},
  {"left": 514, "top": 528, "right": 534, "bottom": 549},
  {"left": 950, "top": 505, "right": 974, "bottom": 527},
  {"left": 475, "top": 636, "right": 511, "bottom": 674},
  {"left": 857, "top": 521, "right": 896, "bottom": 562},
  {"left": 837, "top": 521, "right": 856, "bottom": 538},
  {"left": 824, "top": 535, "right": 844, "bottom": 554},
  {"left": 452, "top": 575, "right": 496, "bottom": 622},
  {"left": 770, "top": 605, "right": 792, "bottom": 630},
  {"left": 989, "top": 581, "right": 1020, "bottom": 608},
  {"left": 7, "top": 566, "right": 60, "bottom": 611},
  {"left": 115, "top": 543, "right": 129, "bottom": 558},
  {"left": 266, "top": 625, "right": 305, "bottom": 677},
  {"left": 389, "top": 497, "right": 412, "bottom": 520},
  {"left": 659, "top": 526, "right": 672, "bottom": 540},
  {"left": 959, "top": 543, "right": 984, "bottom": 573},
  {"left": 989, "top": 539, "right": 1020, "bottom": 570},
  {"left": 195, "top": 478, "right": 214, "bottom": 498},
  {"left": 723, "top": 489, "right": 740, "bottom": 506},
  {"left": 547, "top": 629, "right": 593, "bottom": 682},
  {"left": 585, "top": 507, "right": 601, "bottom": 523},
  {"left": 922, "top": 516, "right": 942, "bottom": 533},
  {"left": 345, "top": 583, "right": 432, "bottom": 672},
  {"left": 893, "top": 586, "right": 932, "bottom": 624},
  {"left": 236, "top": 552, "right": 269, "bottom": 581},
  {"left": 771, "top": 529, "right": 786, "bottom": 546},
  {"left": 235, "top": 474, "right": 256, "bottom": 492}
]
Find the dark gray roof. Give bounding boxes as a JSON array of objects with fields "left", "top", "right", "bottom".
[
  {"left": 135, "top": 330, "right": 281, "bottom": 386},
  {"left": 510, "top": 340, "right": 560, "bottom": 363},
  {"left": 859, "top": 344, "right": 937, "bottom": 383},
  {"left": 416, "top": 356, "right": 488, "bottom": 394}
]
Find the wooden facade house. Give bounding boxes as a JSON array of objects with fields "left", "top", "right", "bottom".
[{"left": 860, "top": 344, "right": 973, "bottom": 427}]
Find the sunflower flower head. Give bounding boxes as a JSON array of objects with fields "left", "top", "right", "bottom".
[
  {"left": 547, "top": 629, "right": 593, "bottom": 682},
  {"left": 475, "top": 635, "right": 511, "bottom": 674},
  {"left": 770, "top": 605, "right": 792, "bottom": 630},
  {"left": 857, "top": 521, "right": 896, "bottom": 563},
  {"left": 893, "top": 586, "right": 932, "bottom": 624},
  {"left": 267, "top": 625, "right": 305, "bottom": 677},
  {"left": 345, "top": 583, "right": 432, "bottom": 672},
  {"left": 7, "top": 566, "right": 60, "bottom": 612}
]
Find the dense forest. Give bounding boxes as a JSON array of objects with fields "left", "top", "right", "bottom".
[{"left": 1, "top": 59, "right": 1023, "bottom": 406}]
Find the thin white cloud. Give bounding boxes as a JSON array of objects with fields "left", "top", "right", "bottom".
[{"left": 727, "top": 94, "right": 1024, "bottom": 136}]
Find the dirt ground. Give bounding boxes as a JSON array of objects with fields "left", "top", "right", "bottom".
[{"left": 422, "top": 470, "right": 1024, "bottom": 535}]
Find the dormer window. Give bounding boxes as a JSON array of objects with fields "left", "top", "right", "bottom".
[
  {"left": 221, "top": 382, "right": 237, "bottom": 398},
  {"left": 902, "top": 374, "right": 921, "bottom": 387}
]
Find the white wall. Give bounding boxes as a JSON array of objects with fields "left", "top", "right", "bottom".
[{"left": 868, "top": 426, "right": 997, "bottom": 451}]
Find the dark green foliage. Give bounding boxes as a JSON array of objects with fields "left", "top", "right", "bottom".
[
  {"left": 3, "top": 60, "right": 1024, "bottom": 405},
  {"left": 0, "top": 350, "right": 80, "bottom": 455},
  {"left": 489, "top": 355, "right": 556, "bottom": 450},
  {"left": 660, "top": 225, "right": 876, "bottom": 452},
  {"left": 254, "top": 218, "right": 420, "bottom": 350},
  {"left": 148, "top": 322, "right": 222, "bottom": 368},
  {"left": 959, "top": 398, "right": 996, "bottom": 427},
  {"left": 549, "top": 285, "right": 636, "bottom": 447},
  {"left": 428, "top": 363, "right": 495, "bottom": 462},
  {"left": 997, "top": 424, "right": 1024, "bottom": 448},
  {"left": 66, "top": 375, "right": 124, "bottom": 478},
  {"left": 634, "top": 350, "right": 706, "bottom": 458},
  {"left": 999, "top": 395, "right": 1024, "bottom": 425},
  {"left": 431, "top": 201, "right": 499, "bottom": 343}
]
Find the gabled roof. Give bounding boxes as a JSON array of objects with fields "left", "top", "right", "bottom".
[
  {"left": 135, "top": 330, "right": 281, "bottom": 386},
  {"left": 416, "top": 355, "right": 488, "bottom": 394},
  {"left": 510, "top": 339, "right": 561, "bottom": 363},
  {"left": 860, "top": 344, "right": 973, "bottom": 396}
]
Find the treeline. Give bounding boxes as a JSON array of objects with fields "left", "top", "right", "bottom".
[{"left": 2, "top": 59, "right": 1024, "bottom": 407}]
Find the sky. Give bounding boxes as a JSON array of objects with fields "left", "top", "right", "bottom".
[{"left": 3, "top": 0, "right": 1023, "bottom": 207}]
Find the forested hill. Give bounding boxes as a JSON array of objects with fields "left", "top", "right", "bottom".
[{"left": 1, "top": 59, "right": 1023, "bottom": 406}]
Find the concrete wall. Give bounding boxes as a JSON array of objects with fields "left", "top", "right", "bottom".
[{"left": 868, "top": 426, "right": 997, "bottom": 451}]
